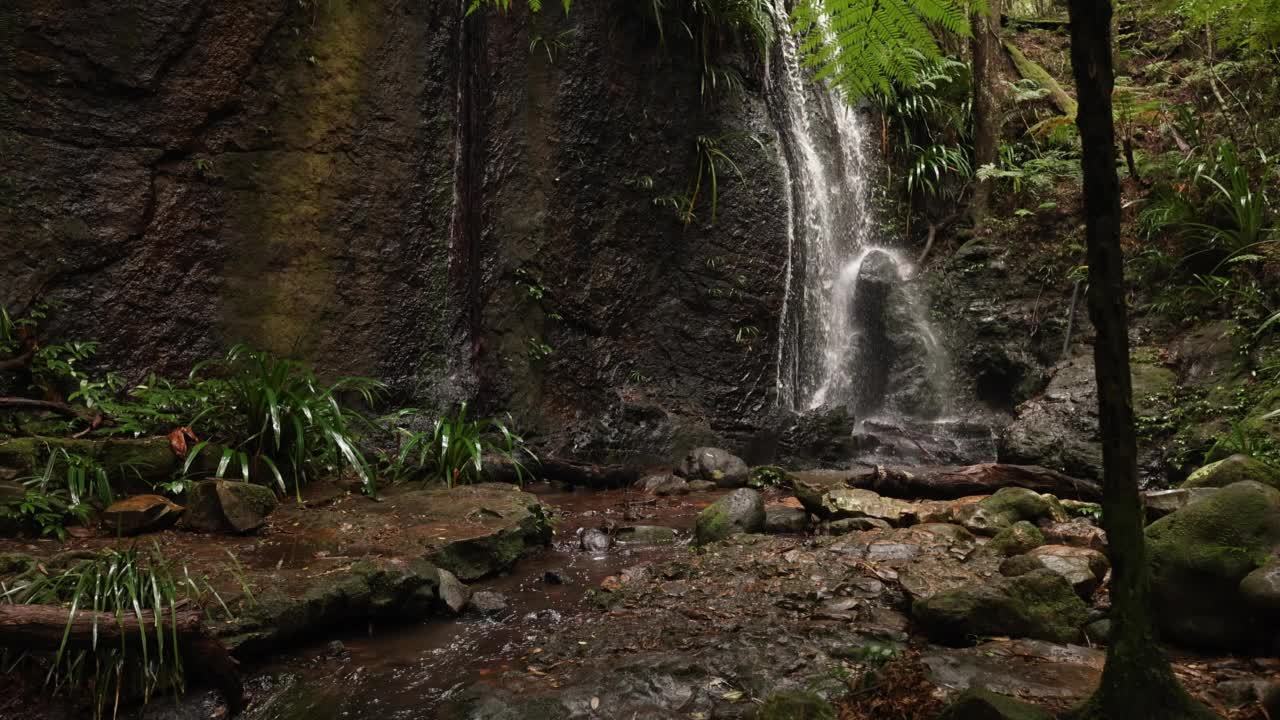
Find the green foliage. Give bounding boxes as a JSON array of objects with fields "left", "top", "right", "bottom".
[
  {"left": 668, "top": 132, "right": 766, "bottom": 225},
  {"left": 876, "top": 56, "right": 975, "bottom": 206},
  {"left": 1159, "top": 0, "right": 1280, "bottom": 52},
  {"left": 379, "top": 403, "right": 535, "bottom": 487},
  {"left": 0, "top": 546, "right": 218, "bottom": 719},
  {"left": 0, "top": 448, "right": 122, "bottom": 540},
  {"left": 181, "top": 345, "right": 383, "bottom": 498},
  {"left": 468, "top": 0, "right": 572, "bottom": 16},
  {"left": 977, "top": 144, "right": 1080, "bottom": 198},
  {"left": 793, "top": 0, "right": 972, "bottom": 101}
]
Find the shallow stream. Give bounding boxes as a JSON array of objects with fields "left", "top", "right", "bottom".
[{"left": 240, "top": 484, "right": 727, "bottom": 719}]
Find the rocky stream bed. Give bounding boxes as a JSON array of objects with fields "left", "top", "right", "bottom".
[{"left": 3, "top": 450, "right": 1280, "bottom": 720}]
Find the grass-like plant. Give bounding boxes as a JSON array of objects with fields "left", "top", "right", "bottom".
[
  {"left": 381, "top": 403, "right": 535, "bottom": 487},
  {"left": 0, "top": 449, "right": 117, "bottom": 540},
  {"left": 181, "top": 345, "right": 384, "bottom": 498},
  {"left": 0, "top": 546, "right": 208, "bottom": 719}
]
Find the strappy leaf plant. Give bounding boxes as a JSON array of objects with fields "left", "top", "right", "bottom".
[
  {"left": 181, "top": 345, "right": 384, "bottom": 498},
  {"left": 0, "top": 545, "right": 222, "bottom": 719},
  {"left": 380, "top": 403, "right": 535, "bottom": 487}
]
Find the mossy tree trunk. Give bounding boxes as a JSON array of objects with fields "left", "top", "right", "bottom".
[
  {"left": 1065, "top": 2, "right": 1217, "bottom": 718},
  {"left": 970, "top": 0, "right": 1003, "bottom": 229}
]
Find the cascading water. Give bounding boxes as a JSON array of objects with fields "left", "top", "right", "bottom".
[{"left": 767, "top": 0, "right": 950, "bottom": 421}]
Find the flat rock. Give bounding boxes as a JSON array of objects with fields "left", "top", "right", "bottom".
[
  {"left": 101, "top": 495, "right": 183, "bottom": 535},
  {"left": 614, "top": 525, "right": 678, "bottom": 545},
  {"left": 764, "top": 506, "right": 809, "bottom": 533},
  {"left": 637, "top": 474, "right": 689, "bottom": 496},
  {"left": 924, "top": 639, "right": 1103, "bottom": 702},
  {"left": 1144, "top": 488, "right": 1219, "bottom": 521},
  {"left": 1041, "top": 520, "right": 1106, "bottom": 550}
]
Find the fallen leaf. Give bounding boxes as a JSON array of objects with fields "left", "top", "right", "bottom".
[
  {"left": 590, "top": 696, "right": 600, "bottom": 710},
  {"left": 167, "top": 426, "right": 198, "bottom": 459}
]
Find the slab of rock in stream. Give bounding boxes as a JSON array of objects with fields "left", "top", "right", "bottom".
[
  {"left": 0, "top": 482, "right": 551, "bottom": 654},
  {"left": 695, "top": 488, "right": 764, "bottom": 544},
  {"left": 1144, "top": 487, "right": 1219, "bottom": 521},
  {"left": 676, "top": 447, "right": 749, "bottom": 488}
]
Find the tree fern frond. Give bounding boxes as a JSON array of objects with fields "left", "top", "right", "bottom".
[{"left": 792, "top": 0, "right": 971, "bottom": 102}]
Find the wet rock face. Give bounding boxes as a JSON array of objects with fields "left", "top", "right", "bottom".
[
  {"left": 4, "top": 1, "right": 788, "bottom": 458},
  {"left": 998, "top": 354, "right": 1175, "bottom": 482},
  {"left": 843, "top": 251, "right": 944, "bottom": 419}
]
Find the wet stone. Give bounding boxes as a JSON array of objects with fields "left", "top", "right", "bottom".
[{"left": 765, "top": 506, "right": 810, "bottom": 533}]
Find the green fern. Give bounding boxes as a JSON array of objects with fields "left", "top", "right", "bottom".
[{"left": 793, "top": 0, "right": 974, "bottom": 101}]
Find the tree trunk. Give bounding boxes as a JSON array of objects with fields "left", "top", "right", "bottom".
[
  {"left": 1065, "top": 3, "right": 1217, "bottom": 718},
  {"left": 0, "top": 604, "right": 245, "bottom": 715},
  {"left": 970, "top": 0, "right": 1003, "bottom": 229}
]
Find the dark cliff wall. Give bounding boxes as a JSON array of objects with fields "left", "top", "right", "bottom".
[{"left": 1, "top": 1, "right": 790, "bottom": 463}]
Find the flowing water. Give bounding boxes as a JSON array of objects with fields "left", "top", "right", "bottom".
[{"left": 768, "top": 1, "right": 950, "bottom": 420}]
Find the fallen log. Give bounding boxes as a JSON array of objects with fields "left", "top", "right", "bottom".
[
  {"left": 850, "top": 463, "right": 1103, "bottom": 502},
  {"left": 0, "top": 604, "right": 244, "bottom": 715}
]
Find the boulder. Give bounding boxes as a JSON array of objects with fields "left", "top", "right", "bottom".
[
  {"left": 956, "top": 487, "right": 1064, "bottom": 536},
  {"left": 100, "top": 495, "right": 184, "bottom": 535},
  {"left": 1183, "top": 454, "right": 1280, "bottom": 491},
  {"left": 687, "top": 480, "right": 717, "bottom": 492},
  {"left": 913, "top": 569, "right": 1089, "bottom": 645},
  {"left": 938, "top": 688, "right": 1053, "bottom": 720},
  {"left": 764, "top": 506, "right": 809, "bottom": 534},
  {"left": 1147, "top": 480, "right": 1280, "bottom": 651},
  {"left": 986, "top": 521, "right": 1044, "bottom": 557},
  {"left": 798, "top": 486, "right": 917, "bottom": 526},
  {"left": 676, "top": 447, "right": 749, "bottom": 488},
  {"left": 436, "top": 568, "right": 471, "bottom": 613},
  {"left": 614, "top": 525, "right": 678, "bottom": 545},
  {"left": 1005, "top": 545, "right": 1109, "bottom": 598},
  {"left": 184, "top": 480, "right": 278, "bottom": 533},
  {"left": 578, "top": 527, "right": 613, "bottom": 552},
  {"left": 1239, "top": 562, "right": 1280, "bottom": 613},
  {"left": 695, "top": 488, "right": 764, "bottom": 544},
  {"left": 637, "top": 474, "right": 689, "bottom": 496},
  {"left": 756, "top": 690, "right": 836, "bottom": 720}
]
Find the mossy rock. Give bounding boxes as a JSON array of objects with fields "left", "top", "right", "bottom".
[
  {"left": 913, "top": 569, "right": 1088, "bottom": 645},
  {"left": 1147, "top": 480, "right": 1280, "bottom": 651},
  {"left": 958, "top": 488, "right": 1065, "bottom": 536},
  {"left": 0, "top": 436, "right": 179, "bottom": 488},
  {"left": 755, "top": 690, "right": 836, "bottom": 720},
  {"left": 747, "top": 465, "right": 791, "bottom": 489},
  {"left": 1183, "top": 454, "right": 1280, "bottom": 491},
  {"left": 695, "top": 488, "right": 764, "bottom": 545},
  {"left": 938, "top": 688, "right": 1053, "bottom": 720},
  {"left": 987, "top": 521, "right": 1045, "bottom": 557}
]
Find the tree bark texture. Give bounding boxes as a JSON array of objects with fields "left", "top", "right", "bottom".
[
  {"left": 971, "top": 0, "right": 1004, "bottom": 228},
  {"left": 1066, "top": 2, "right": 1217, "bottom": 718}
]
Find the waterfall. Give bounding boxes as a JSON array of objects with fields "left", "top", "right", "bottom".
[{"left": 768, "top": 1, "right": 950, "bottom": 420}]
